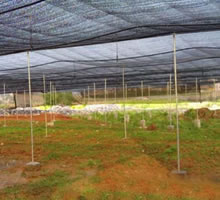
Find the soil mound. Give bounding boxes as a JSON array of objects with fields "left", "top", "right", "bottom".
[{"left": 147, "top": 123, "right": 157, "bottom": 131}]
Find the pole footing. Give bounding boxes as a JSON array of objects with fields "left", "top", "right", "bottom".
[
  {"left": 171, "top": 170, "right": 187, "bottom": 175},
  {"left": 26, "top": 161, "right": 40, "bottom": 166},
  {"left": 167, "top": 125, "right": 174, "bottom": 130}
]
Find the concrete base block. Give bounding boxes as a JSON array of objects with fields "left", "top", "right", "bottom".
[
  {"left": 26, "top": 161, "right": 40, "bottom": 166},
  {"left": 167, "top": 125, "right": 174, "bottom": 130},
  {"left": 194, "top": 119, "right": 201, "bottom": 128},
  {"left": 140, "top": 119, "right": 147, "bottom": 129},
  {"left": 171, "top": 170, "right": 187, "bottom": 176}
]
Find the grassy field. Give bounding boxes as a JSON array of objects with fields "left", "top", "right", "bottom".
[{"left": 0, "top": 110, "right": 219, "bottom": 200}]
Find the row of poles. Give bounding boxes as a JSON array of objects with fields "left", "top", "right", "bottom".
[
  {"left": 2, "top": 33, "right": 217, "bottom": 172},
  {"left": 85, "top": 83, "right": 152, "bottom": 104}
]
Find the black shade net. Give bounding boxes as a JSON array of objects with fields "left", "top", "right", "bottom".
[{"left": 0, "top": 1, "right": 220, "bottom": 93}]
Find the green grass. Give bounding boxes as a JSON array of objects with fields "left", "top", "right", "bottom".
[
  {"left": 1, "top": 170, "right": 72, "bottom": 200},
  {"left": 0, "top": 109, "right": 219, "bottom": 199},
  {"left": 91, "top": 109, "right": 220, "bottom": 173}
]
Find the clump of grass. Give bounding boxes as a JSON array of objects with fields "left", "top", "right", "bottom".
[
  {"left": 44, "top": 152, "right": 60, "bottom": 161},
  {"left": 164, "top": 145, "right": 177, "bottom": 154},
  {"left": 27, "top": 170, "right": 71, "bottom": 196},
  {"left": 0, "top": 170, "right": 71, "bottom": 200},
  {"left": 79, "top": 159, "right": 103, "bottom": 169},
  {"left": 89, "top": 175, "right": 102, "bottom": 184},
  {"left": 116, "top": 154, "right": 131, "bottom": 164},
  {"left": 184, "top": 109, "right": 196, "bottom": 119}
]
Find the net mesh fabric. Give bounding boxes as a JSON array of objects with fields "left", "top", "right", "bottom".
[{"left": 0, "top": 1, "right": 220, "bottom": 92}]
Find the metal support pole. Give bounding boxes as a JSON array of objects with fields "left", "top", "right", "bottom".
[
  {"left": 83, "top": 89, "right": 86, "bottom": 104},
  {"left": 43, "top": 75, "right": 48, "bottom": 137},
  {"left": 196, "top": 78, "right": 199, "bottom": 121},
  {"left": 94, "top": 82, "right": 96, "bottom": 119},
  {"left": 26, "top": 51, "right": 39, "bottom": 166},
  {"left": 141, "top": 81, "right": 144, "bottom": 120},
  {"left": 88, "top": 86, "right": 90, "bottom": 104},
  {"left": 148, "top": 86, "right": 151, "bottom": 98},
  {"left": 214, "top": 79, "right": 217, "bottom": 115},
  {"left": 169, "top": 74, "right": 172, "bottom": 126},
  {"left": 114, "top": 87, "right": 117, "bottom": 103},
  {"left": 3, "top": 83, "right": 6, "bottom": 127},
  {"left": 172, "top": 33, "right": 185, "bottom": 174},
  {"left": 53, "top": 84, "right": 56, "bottom": 122},
  {"left": 54, "top": 86, "right": 57, "bottom": 105},
  {"left": 50, "top": 81, "right": 52, "bottom": 106},
  {"left": 122, "top": 66, "right": 127, "bottom": 139},
  {"left": 94, "top": 83, "right": 96, "bottom": 103},
  {"left": 24, "top": 89, "right": 26, "bottom": 116},
  {"left": 54, "top": 85, "right": 57, "bottom": 121},
  {"left": 50, "top": 81, "right": 52, "bottom": 121},
  {"left": 16, "top": 90, "right": 18, "bottom": 120},
  {"left": 141, "top": 81, "right": 144, "bottom": 99},
  {"left": 167, "top": 81, "right": 169, "bottom": 111},
  {"left": 125, "top": 84, "right": 128, "bottom": 101},
  {"left": 104, "top": 79, "right": 107, "bottom": 124}
]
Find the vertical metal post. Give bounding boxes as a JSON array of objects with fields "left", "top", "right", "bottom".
[
  {"left": 94, "top": 82, "right": 96, "bottom": 119},
  {"left": 173, "top": 33, "right": 183, "bottom": 173},
  {"left": 53, "top": 84, "right": 56, "bottom": 121},
  {"left": 54, "top": 86, "right": 57, "bottom": 105},
  {"left": 16, "top": 90, "right": 18, "bottom": 120},
  {"left": 83, "top": 89, "right": 86, "bottom": 104},
  {"left": 94, "top": 83, "right": 96, "bottom": 103},
  {"left": 50, "top": 81, "right": 52, "bottom": 106},
  {"left": 141, "top": 81, "right": 144, "bottom": 120},
  {"left": 24, "top": 89, "right": 26, "bottom": 116},
  {"left": 214, "top": 79, "right": 217, "bottom": 115},
  {"left": 122, "top": 66, "right": 127, "bottom": 139},
  {"left": 125, "top": 84, "right": 128, "bottom": 101},
  {"left": 148, "top": 85, "right": 151, "bottom": 98},
  {"left": 104, "top": 79, "right": 107, "bottom": 124},
  {"left": 141, "top": 81, "right": 144, "bottom": 99},
  {"left": 167, "top": 81, "right": 169, "bottom": 111},
  {"left": 185, "top": 84, "right": 187, "bottom": 96},
  {"left": 3, "top": 83, "right": 6, "bottom": 127},
  {"left": 26, "top": 51, "right": 38, "bottom": 165},
  {"left": 53, "top": 84, "right": 56, "bottom": 122},
  {"left": 50, "top": 81, "right": 52, "bottom": 121},
  {"left": 169, "top": 74, "right": 172, "bottom": 126},
  {"left": 43, "top": 75, "right": 48, "bottom": 137},
  {"left": 114, "top": 87, "right": 117, "bottom": 103},
  {"left": 196, "top": 78, "right": 199, "bottom": 121},
  {"left": 88, "top": 86, "right": 90, "bottom": 104}
]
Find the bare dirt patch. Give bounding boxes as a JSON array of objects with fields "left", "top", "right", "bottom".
[
  {"left": 0, "top": 159, "right": 27, "bottom": 189},
  {"left": 97, "top": 155, "right": 220, "bottom": 200}
]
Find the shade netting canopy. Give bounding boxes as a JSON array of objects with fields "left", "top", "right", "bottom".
[{"left": 0, "top": 0, "right": 220, "bottom": 93}]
